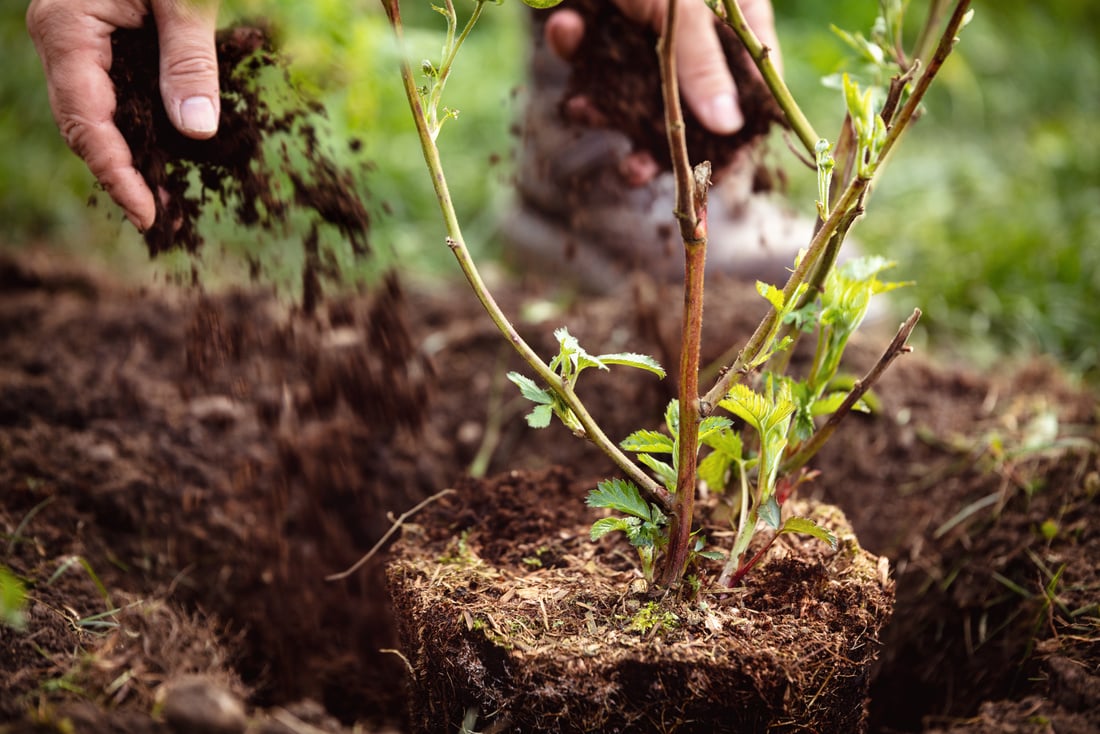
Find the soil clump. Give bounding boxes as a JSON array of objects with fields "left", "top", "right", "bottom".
[
  {"left": 109, "top": 21, "right": 370, "bottom": 305},
  {"left": 550, "top": 0, "right": 783, "bottom": 175}
]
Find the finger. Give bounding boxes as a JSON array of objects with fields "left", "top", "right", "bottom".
[
  {"left": 618, "top": 151, "right": 661, "bottom": 187},
  {"left": 674, "top": 0, "right": 742, "bottom": 134},
  {"left": 152, "top": 0, "right": 220, "bottom": 138},
  {"left": 27, "top": 0, "right": 156, "bottom": 229},
  {"left": 545, "top": 8, "right": 584, "bottom": 61}
]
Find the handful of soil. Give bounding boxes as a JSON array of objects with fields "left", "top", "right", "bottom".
[
  {"left": 109, "top": 20, "right": 371, "bottom": 306},
  {"left": 550, "top": 0, "right": 783, "bottom": 173}
]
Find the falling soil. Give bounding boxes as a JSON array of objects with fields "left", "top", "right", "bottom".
[
  {"left": 551, "top": 0, "right": 783, "bottom": 174},
  {"left": 109, "top": 20, "right": 370, "bottom": 305},
  {"left": 1, "top": 250, "right": 1097, "bottom": 733}
]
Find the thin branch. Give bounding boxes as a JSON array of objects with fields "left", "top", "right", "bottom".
[
  {"left": 382, "top": 0, "right": 671, "bottom": 512},
  {"left": 781, "top": 308, "right": 921, "bottom": 474},
  {"left": 327, "top": 488, "right": 456, "bottom": 581},
  {"left": 720, "top": 0, "right": 820, "bottom": 157}
]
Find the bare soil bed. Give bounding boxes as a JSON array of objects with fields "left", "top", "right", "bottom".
[{"left": 0, "top": 250, "right": 1097, "bottom": 733}]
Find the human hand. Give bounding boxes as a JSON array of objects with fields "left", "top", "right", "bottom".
[
  {"left": 27, "top": 0, "right": 221, "bottom": 231},
  {"left": 544, "top": 0, "right": 779, "bottom": 184}
]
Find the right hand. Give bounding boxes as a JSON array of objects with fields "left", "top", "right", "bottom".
[{"left": 26, "top": 0, "right": 222, "bottom": 231}]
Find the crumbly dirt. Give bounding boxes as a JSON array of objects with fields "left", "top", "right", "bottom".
[
  {"left": 1, "top": 251, "right": 1096, "bottom": 733},
  {"left": 109, "top": 21, "right": 370, "bottom": 306},
  {"left": 388, "top": 468, "right": 893, "bottom": 733},
  {"left": 551, "top": 0, "right": 782, "bottom": 174},
  {"left": 3, "top": 7, "right": 1098, "bottom": 734}
]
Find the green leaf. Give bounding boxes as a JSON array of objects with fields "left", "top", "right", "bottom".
[
  {"left": 759, "top": 495, "right": 781, "bottom": 529},
  {"left": 525, "top": 403, "right": 553, "bottom": 429},
  {"left": 697, "top": 450, "right": 732, "bottom": 492},
  {"left": 638, "top": 454, "right": 678, "bottom": 492},
  {"left": 698, "top": 416, "right": 733, "bottom": 442},
  {"left": 1, "top": 565, "right": 27, "bottom": 631},
  {"left": 586, "top": 479, "right": 652, "bottom": 521},
  {"left": 697, "top": 550, "right": 726, "bottom": 562},
  {"left": 590, "top": 516, "right": 635, "bottom": 542},
  {"left": 664, "top": 400, "right": 680, "bottom": 436},
  {"left": 756, "top": 281, "right": 786, "bottom": 310},
  {"left": 621, "top": 430, "right": 675, "bottom": 454},
  {"left": 780, "top": 517, "right": 839, "bottom": 549},
  {"left": 520, "top": 0, "right": 564, "bottom": 7},
  {"left": 596, "top": 352, "right": 666, "bottom": 378},
  {"left": 507, "top": 371, "right": 553, "bottom": 405}
]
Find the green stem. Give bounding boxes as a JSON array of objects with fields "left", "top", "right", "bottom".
[
  {"left": 701, "top": 171, "right": 871, "bottom": 412},
  {"left": 720, "top": 0, "right": 819, "bottom": 158},
  {"left": 382, "top": 0, "right": 671, "bottom": 512},
  {"left": 782, "top": 308, "right": 920, "bottom": 474}
]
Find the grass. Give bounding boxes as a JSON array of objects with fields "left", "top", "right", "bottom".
[{"left": 1, "top": 1, "right": 1096, "bottom": 379}]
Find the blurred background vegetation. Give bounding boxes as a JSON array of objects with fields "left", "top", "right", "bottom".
[{"left": 1, "top": 1, "right": 1097, "bottom": 382}]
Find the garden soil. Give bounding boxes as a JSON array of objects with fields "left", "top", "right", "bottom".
[
  {"left": 1, "top": 251, "right": 1097, "bottom": 733},
  {"left": 3, "top": 8, "right": 1098, "bottom": 734}
]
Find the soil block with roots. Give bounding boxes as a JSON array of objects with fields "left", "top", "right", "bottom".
[{"left": 387, "top": 467, "right": 894, "bottom": 733}]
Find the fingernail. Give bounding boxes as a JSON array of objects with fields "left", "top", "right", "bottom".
[
  {"left": 180, "top": 96, "right": 218, "bottom": 135},
  {"left": 703, "top": 94, "right": 743, "bottom": 134}
]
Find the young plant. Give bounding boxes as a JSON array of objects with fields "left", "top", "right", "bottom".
[{"left": 383, "top": 0, "right": 972, "bottom": 589}]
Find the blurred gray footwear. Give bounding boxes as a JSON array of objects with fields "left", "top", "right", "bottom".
[{"left": 500, "top": 27, "right": 814, "bottom": 293}]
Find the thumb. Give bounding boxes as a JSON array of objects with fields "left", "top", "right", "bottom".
[{"left": 153, "top": 0, "right": 220, "bottom": 139}]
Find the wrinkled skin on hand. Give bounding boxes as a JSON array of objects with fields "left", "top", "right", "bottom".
[{"left": 26, "top": 0, "right": 221, "bottom": 230}]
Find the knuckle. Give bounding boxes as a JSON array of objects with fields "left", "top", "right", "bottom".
[{"left": 161, "top": 51, "right": 219, "bottom": 81}]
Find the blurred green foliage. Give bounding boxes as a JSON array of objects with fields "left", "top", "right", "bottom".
[{"left": 1, "top": 1, "right": 1097, "bottom": 379}]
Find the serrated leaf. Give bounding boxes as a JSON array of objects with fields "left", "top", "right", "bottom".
[
  {"left": 664, "top": 400, "right": 680, "bottom": 435},
  {"left": 638, "top": 454, "right": 677, "bottom": 492},
  {"left": 590, "top": 516, "right": 634, "bottom": 542},
  {"left": 697, "top": 450, "right": 732, "bottom": 492},
  {"left": 756, "top": 281, "right": 786, "bottom": 310},
  {"left": 701, "top": 427, "right": 743, "bottom": 457},
  {"left": 507, "top": 372, "right": 553, "bottom": 405},
  {"left": 596, "top": 352, "right": 666, "bottom": 378},
  {"left": 698, "top": 416, "right": 733, "bottom": 442},
  {"left": 586, "top": 479, "right": 652, "bottom": 521},
  {"left": 759, "top": 495, "right": 781, "bottom": 529},
  {"left": 621, "top": 430, "right": 675, "bottom": 454},
  {"left": 780, "top": 517, "right": 838, "bottom": 549},
  {"left": 525, "top": 403, "right": 553, "bottom": 429}
]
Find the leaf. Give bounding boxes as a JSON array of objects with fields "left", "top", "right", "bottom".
[
  {"left": 586, "top": 479, "right": 652, "bottom": 521},
  {"left": 698, "top": 416, "right": 733, "bottom": 442},
  {"left": 759, "top": 495, "right": 781, "bottom": 530},
  {"left": 596, "top": 352, "right": 666, "bottom": 378},
  {"left": 520, "top": 0, "right": 564, "bottom": 7},
  {"left": 664, "top": 400, "right": 680, "bottom": 435},
  {"left": 756, "top": 281, "right": 786, "bottom": 310},
  {"left": 697, "top": 550, "right": 726, "bottom": 562},
  {"left": 780, "top": 517, "right": 838, "bottom": 549},
  {"left": 507, "top": 372, "right": 552, "bottom": 405},
  {"left": 638, "top": 454, "right": 678, "bottom": 492},
  {"left": 590, "top": 516, "right": 635, "bottom": 542},
  {"left": 697, "top": 451, "right": 729, "bottom": 492},
  {"left": 621, "top": 430, "right": 675, "bottom": 455},
  {"left": 525, "top": 403, "right": 553, "bottom": 429}
]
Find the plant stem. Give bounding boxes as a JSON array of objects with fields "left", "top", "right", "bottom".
[
  {"left": 782, "top": 308, "right": 921, "bottom": 474},
  {"left": 702, "top": 0, "right": 970, "bottom": 412},
  {"left": 876, "top": 0, "right": 973, "bottom": 169},
  {"left": 719, "top": 0, "right": 819, "bottom": 158},
  {"left": 656, "top": 0, "right": 707, "bottom": 588},
  {"left": 701, "top": 170, "right": 871, "bottom": 412},
  {"left": 382, "top": 0, "right": 671, "bottom": 512}
]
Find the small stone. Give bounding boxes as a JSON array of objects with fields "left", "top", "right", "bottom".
[{"left": 159, "top": 675, "right": 247, "bottom": 734}]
